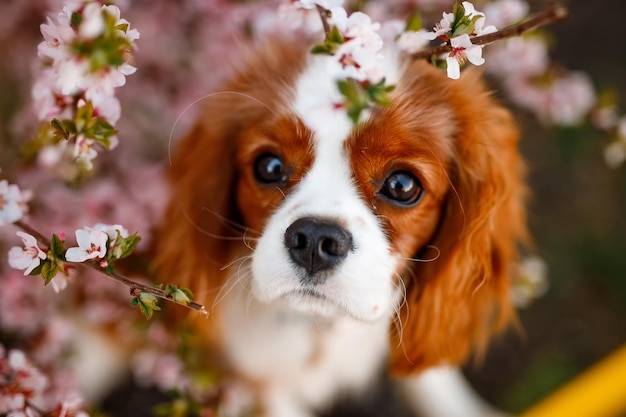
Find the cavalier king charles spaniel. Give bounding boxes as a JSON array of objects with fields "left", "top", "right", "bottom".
[{"left": 155, "top": 38, "right": 528, "bottom": 417}]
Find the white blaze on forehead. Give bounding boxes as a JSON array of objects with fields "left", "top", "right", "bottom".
[
  {"left": 249, "top": 51, "right": 403, "bottom": 321},
  {"left": 293, "top": 55, "right": 353, "bottom": 147}
]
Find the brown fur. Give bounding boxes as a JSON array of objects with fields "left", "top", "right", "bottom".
[{"left": 154, "top": 39, "right": 528, "bottom": 377}]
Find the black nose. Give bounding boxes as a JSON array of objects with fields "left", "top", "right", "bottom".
[{"left": 284, "top": 217, "right": 353, "bottom": 280}]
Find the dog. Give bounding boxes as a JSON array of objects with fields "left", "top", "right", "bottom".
[{"left": 154, "top": 38, "right": 528, "bottom": 417}]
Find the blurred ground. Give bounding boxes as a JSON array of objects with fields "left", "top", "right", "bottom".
[{"left": 466, "top": 0, "right": 626, "bottom": 414}]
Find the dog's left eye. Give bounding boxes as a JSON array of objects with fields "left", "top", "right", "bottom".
[
  {"left": 380, "top": 171, "right": 424, "bottom": 206},
  {"left": 254, "top": 153, "right": 287, "bottom": 184}
]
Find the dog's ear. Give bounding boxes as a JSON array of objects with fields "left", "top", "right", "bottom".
[
  {"left": 153, "top": 40, "right": 307, "bottom": 311},
  {"left": 153, "top": 95, "right": 247, "bottom": 305},
  {"left": 390, "top": 70, "right": 529, "bottom": 374}
]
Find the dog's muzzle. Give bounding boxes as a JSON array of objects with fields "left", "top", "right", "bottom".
[{"left": 284, "top": 217, "right": 353, "bottom": 284}]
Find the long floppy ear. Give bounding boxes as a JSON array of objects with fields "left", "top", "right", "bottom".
[
  {"left": 390, "top": 69, "right": 529, "bottom": 374},
  {"left": 153, "top": 95, "right": 246, "bottom": 310},
  {"left": 153, "top": 40, "right": 307, "bottom": 314}
]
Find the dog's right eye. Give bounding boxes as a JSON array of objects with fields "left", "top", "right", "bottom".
[
  {"left": 254, "top": 153, "right": 287, "bottom": 184},
  {"left": 379, "top": 170, "right": 424, "bottom": 206}
]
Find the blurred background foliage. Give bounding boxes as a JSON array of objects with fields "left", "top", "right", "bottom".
[
  {"left": 468, "top": 0, "right": 626, "bottom": 413},
  {"left": 0, "top": 0, "right": 624, "bottom": 415}
]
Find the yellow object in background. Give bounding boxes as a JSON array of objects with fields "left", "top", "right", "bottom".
[{"left": 521, "top": 344, "right": 626, "bottom": 417}]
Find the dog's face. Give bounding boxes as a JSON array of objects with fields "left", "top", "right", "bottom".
[
  {"left": 235, "top": 55, "right": 451, "bottom": 322},
  {"left": 156, "top": 39, "right": 528, "bottom": 373}
]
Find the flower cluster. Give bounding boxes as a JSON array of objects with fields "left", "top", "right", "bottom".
[
  {"left": 2, "top": 179, "right": 199, "bottom": 319},
  {"left": 307, "top": 1, "right": 394, "bottom": 123},
  {"left": 0, "top": 345, "right": 89, "bottom": 417},
  {"left": 32, "top": 1, "right": 140, "bottom": 173},
  {"left": 398, "top": 1, "right": 497, "bottom": 79}
]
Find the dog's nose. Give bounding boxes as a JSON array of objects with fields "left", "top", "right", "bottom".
[{"left": 284, "top": 217, "right": 353, "bottom": 280}]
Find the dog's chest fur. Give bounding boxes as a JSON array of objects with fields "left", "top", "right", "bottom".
[{"left": 221, "top": 284, "right": 390, "bottom": 412}]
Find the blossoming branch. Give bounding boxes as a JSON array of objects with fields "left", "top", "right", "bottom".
[
  {"left": 299, "top": 0, "right": 569, "bottom": 125},
  {"left": 31, "top": 2, "right": 139, "bottom": 175},
  {"left": 2, "top": 175, "right": 207, "bottom": 320}
]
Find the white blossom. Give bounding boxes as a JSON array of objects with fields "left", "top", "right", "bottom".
[
  {"left": 445, "top": 34, "right": 485, "bottom": 79},
  {"left": 8, "top": 232, "right": 47, "bottom": 276},
  {"left": 0, "top": 180, "right": 31, "bottom": 225},
  {"left": 65, "top": 228, "right": 109, "bottom": 262}
]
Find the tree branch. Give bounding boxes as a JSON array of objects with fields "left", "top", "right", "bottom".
[
  {"left": 316, "top": 4, "right": 331, "bottom": 39},
  {"left": 14, "top": 220, "right": 208, "bottom": 317},
  {"left": 410, "top": 3, "right": 568, "bottom": 60}
]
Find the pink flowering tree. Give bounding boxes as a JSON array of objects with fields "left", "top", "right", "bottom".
[{"left": 0, "top": 0, "right": 624, "bottom": 415}]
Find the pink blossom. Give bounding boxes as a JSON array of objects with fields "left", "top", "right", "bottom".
[
  {"left": 431, "top": 12, "right": 454, "bottom": 38},
  {"left": 328, "top": 7, "right": 381, "bottom": 39},
  {"left": 0, "top": 349, "right": 49, "bottom": 415},
  {"left": 56, "top": 57, "right": 91, "bottom": 95},
  {"left": 65, "top": 228, "right": 109, "bottom": 262},
  {"left": 330, "top": 38, "right": 385, "bottom": 82},
  {"left": 78, "top": 3, "right": 105, "bottom": 39},
  {"left": 511, "top": 255, "right": 548, "bottom": 308},
  {"left": 289, "top": 0, "right": 344, "bottom": 11},
  {"left": 31, "top": 69, "right": 73, "bottom": 121},
  {"left": 486, "top": 36, "right": 549, "bottom": 77},
  {"left": 72, "top": 135, "right": 98, "bottom": 170},
  {"left": 505, "top": 71, "right": 596, "bottom": 126},
  {"left": 92, "top": 224, "right": 130, "bottom": 241},
  {"left": 84, "top": 89, "right": 122, "bottom": 125},
  {"left": 0, "top": 180, "right": 31, "bottom": 225},
  {"left": 37, "top": 9, "right": 75, "bottom": 63},
  {"left": 397, "top": 30, "right": 434, "bottom": 54},
  {"left": 325, "top": 7, "right": 385, "bottom": 83},
  {"left": 8, "top": 232, "right": 47, "bottom": 276},
  {"left": 102, "top": 4, "right": 141, "bottom": 43},
  {"left": 445, "top": 34, "right": 485, "bottom": 79},
  {"left": 483, "top": 0, "right": 529, "bottom": 28},
  {"left": 0, "top": 271, "right": 47, "bottom": 335},
  {"left": 603, "top": 117, "right": 626, "bottom": 168}
]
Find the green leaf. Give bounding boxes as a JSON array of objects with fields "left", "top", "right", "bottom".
[
  {"left": 110, "top": 232, "right": 141, "bottom": 261},
  {"left": 50, "top": 118, "right": 75, "bottom": 142},
  {"left": 154, "top": 397, "right": 199, "bottom": 417},
  {"left": 327, "top": 25, "right": 345, "bottom": 44},
  {"left": 50, "top": 234, "right": 66, "bottom": 260},
  {"left": 166, "top": 284, "right": 194, "bottom": 305},
  {"left": 41, "top": 260, "right": 59, "bottom": 285},
  {"left": 75, "top": 102, "right": 95, "bottom": 133},
  {"left": 311, "top": 44, "right": 333, "bottom": 55},
  {"left": 115, "top": 23, "right": 129, "bottom": 33},
  {"left": 405, "top": 14, "right": 423, "bottom": 32},
  {"left": 70, "top": 12, "right": 82, "bottom": 30},
  {"left": 87, "top": 118, "right": 117, "bottom": 147},
  {"left": 131, "top": 292, "right": 161, "bottom": 319},
  {"left": 450, "top": 2, "right": 467, "bottom": 35}
]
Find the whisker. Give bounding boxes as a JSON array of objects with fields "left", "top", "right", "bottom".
[
  {"left": 220, "top": 254, "right": 254, "bottom": 271},
  {"left": 168, "top": 90, "right": 277, "bottom": 167},
  {"left": 201, "top": 206, "right": 261, "bottom": 238},
  {"left": 391, "top": 272, "right": 409, "bottom": 348},
  {"left": 180, "top": 205, "right": 257, "bottom": 242},
  {"left": 399, "top": 245, "right": 441, "bottom": 263},
  {"left": 212, "top": 257, "right": 253, "bottom": 312}
]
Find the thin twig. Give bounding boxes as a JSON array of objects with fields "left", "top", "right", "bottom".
[
  {"left": 316, "top": 4, "right": 331, "bottom": 39},
  {"left": 410, "top": 3, "right": 568, "bottom": 60},
  {"left": 14, "top": 220, "right": 208, "bottom": 317}
]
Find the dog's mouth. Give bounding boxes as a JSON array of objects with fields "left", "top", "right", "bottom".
[
  {"left": 282, "top": 287, "right": 343, "bottom": 318},
  {"left": 296, "top": 288, "right": 328, "bottom": 300}
]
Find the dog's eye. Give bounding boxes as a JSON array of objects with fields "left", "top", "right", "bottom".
[
  {"left": 380, "top": 171, "right": 424, "bottom": 206},
  {"left": 254, "top": 153, "right": 286, "bottom": 184}
]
